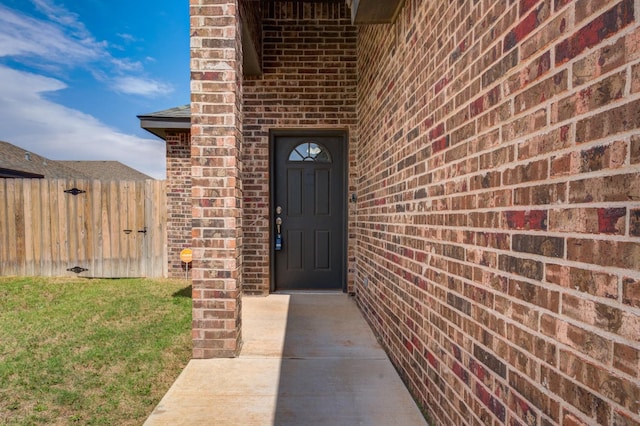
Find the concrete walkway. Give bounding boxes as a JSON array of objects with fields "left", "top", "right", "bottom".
[{"left": 144, "top": 293, "right": 428, "bottom": 425}]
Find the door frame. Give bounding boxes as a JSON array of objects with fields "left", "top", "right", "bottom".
[{"left": 268, "top": 129, "right": 349, "bottom": 293}]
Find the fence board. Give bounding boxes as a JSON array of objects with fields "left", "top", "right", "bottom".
[
  {"left": 48, "top": 180, "right": 59, "bottom": 275},
  {"left": 10, "top": 180, "right": 21, "bottom": 275},
  {"left": 122, "top": 181, "right": 131, "bottom": 277},
  {"left": 100, "top": 181, "right": 111, "bottom": 276},
  {"left": 30, "top": 180, "right": 40, "bottom": 275},
  {"left": 0, "top": 179, "right": 167, "bottom": 278},
  {"left": 40, "top": 180, "right": 53, "bottom": 276},
  {"left": 0, "top": 180, "right": 6, "bottom": 275},
  {"left": 14, "top": 180, "right": 25, "bottom": 274},
  {"left": 80, "top": 180, "right": 92, "bottom": 268},
  {"left": 55, "top": 180, "right": 68, "bottom": 275},
  {"left": 136, "top": 181, "right": 145, "bottom": 277},
  {"left": 137, "top": 181, "right": 145, "bottom": 276},
  {"left": 114, "top": 181, "right": 125, "bottom": 276},
  {"left": 127, "top": 181, "right": 139, "bottom": 277},
  {"left": 23, "top": 181, "right": 33, "bottom": 276},
  {"left": 86, "top": 180, "right": 98, "bottom": 276},
  {"left": 150, "top": 180, "right": 167, "bottom": 278}
]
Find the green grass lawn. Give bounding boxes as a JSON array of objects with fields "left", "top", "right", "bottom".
[{"left": 0, "top": 277, "right": 192, "bottom": 425}]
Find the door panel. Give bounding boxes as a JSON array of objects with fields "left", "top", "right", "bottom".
[
  {"left": 315, "top": 230, "right": 330, "bottom": 269},
  {"left": 315, "top": 169, "right": 330, "bottom": 215},
  {"left": 287, "top": 229, "right": 304, "bottom": 270},
  {"left": 273, "top": 134, "right": 345, "bottom": 291},
  {"left": 287, "top": 169, "right": 303, "bottom": 216}
]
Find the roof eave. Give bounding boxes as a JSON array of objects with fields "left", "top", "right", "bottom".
[
  {"left": 137, "top": 117, "right": 191, "bottom": 140},
  {"left": 0, "top": 167, "right": 44, "bottom": 179}
]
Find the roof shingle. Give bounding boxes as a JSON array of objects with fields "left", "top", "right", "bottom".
[{"left": 59, "top": 161, "right": 152, "bottom": 180}]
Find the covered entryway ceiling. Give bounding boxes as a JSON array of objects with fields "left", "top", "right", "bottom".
[
  {"left": 242, "top": 0, "right": 405, "bottom": 76},
  {"left": 264, "top": 0, "right": 406, "bottom": 23}
]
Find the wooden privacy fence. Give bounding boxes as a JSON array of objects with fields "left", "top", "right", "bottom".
[{"left": 0, "top": 179, "right": 167, "bottom": 278}]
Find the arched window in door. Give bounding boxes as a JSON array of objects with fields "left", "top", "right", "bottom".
[{"left": 288, "top": 142, "right": 332, "bottom": 163}]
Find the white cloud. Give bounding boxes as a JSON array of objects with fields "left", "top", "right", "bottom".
[
  {"left": 0, "top": 1, "right": 171, "bottom": 98},
  {"left": 31, "top": 0, "right": 89, "bottom": 37},
  {"left": 111, "top": 58, "right": 144, "bottom": 73},
  {"left": 0, "top": 4, "right": 104, "bottom": 64},
  {"left": 112, "top": 76, "right": 174, "bottom": 97},
  {"left": 116, "top": 33, "right": 138, "bottom": 43},
  {"left": 0, "top": 66, "right": 166, "bottom": 179}
]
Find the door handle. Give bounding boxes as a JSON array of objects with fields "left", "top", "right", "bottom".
[{"left": 275, "top": 217, "right": 283, "bottom": 251}]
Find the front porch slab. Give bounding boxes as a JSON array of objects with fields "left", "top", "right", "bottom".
[{"left": 144, "top": 293, "right": 427, "bottom": 425}]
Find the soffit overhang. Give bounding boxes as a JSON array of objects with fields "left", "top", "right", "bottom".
[{"left": 347, "top": 0, "right": 405, "bottom": 24}]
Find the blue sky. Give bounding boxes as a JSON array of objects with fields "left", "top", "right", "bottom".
[{"left": 0, "top": 0, "right": 189, "bottom": 179}]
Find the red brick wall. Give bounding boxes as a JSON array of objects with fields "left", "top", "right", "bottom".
[
  {"left": 165, "top": 131, "right": 191, "bottom": 278},
  {"left": 355, "top": 0, "right": 640, "bottom": 424},
  {"left": 242, "top": 0, "right": 358, "bottom": 294}
]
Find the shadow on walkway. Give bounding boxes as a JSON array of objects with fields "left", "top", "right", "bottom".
[{"left": 144, "top": 293, "right": 427, "bottom": 425}]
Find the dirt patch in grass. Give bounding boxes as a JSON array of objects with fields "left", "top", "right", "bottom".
[{"left": 0, "top": 277, "right": 191, "bottom": 425}]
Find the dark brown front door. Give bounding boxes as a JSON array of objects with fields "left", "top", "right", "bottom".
[{"left": 272, "top": 132, "right": 346, "bottom": 291}]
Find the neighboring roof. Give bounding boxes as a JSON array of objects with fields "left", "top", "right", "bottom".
[
  {"left": 137, "top": 105, "right": 191, "bottom": 140},
  {"left": 59, "top": 161, "right": 152, "bottom": 181},
  {"left": 0, "top": 141, "right": 153, "bottom": 180},
  {"left": 0, "top": 141, "right": 89, "bottom": 179}
]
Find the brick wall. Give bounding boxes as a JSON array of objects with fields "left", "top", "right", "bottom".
[
  {"left": 355, "top": 0, "right": 640, "bottom": 424},
  {"left": 165, "top": 131, "right": 191, "bottom": 278},
  {"left": 242, "top": 0, "right": 358, "bottom": 294}
]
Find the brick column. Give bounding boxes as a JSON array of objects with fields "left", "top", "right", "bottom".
[{"left": 190, "top": 0, "right": 243, "bottom": 358}]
